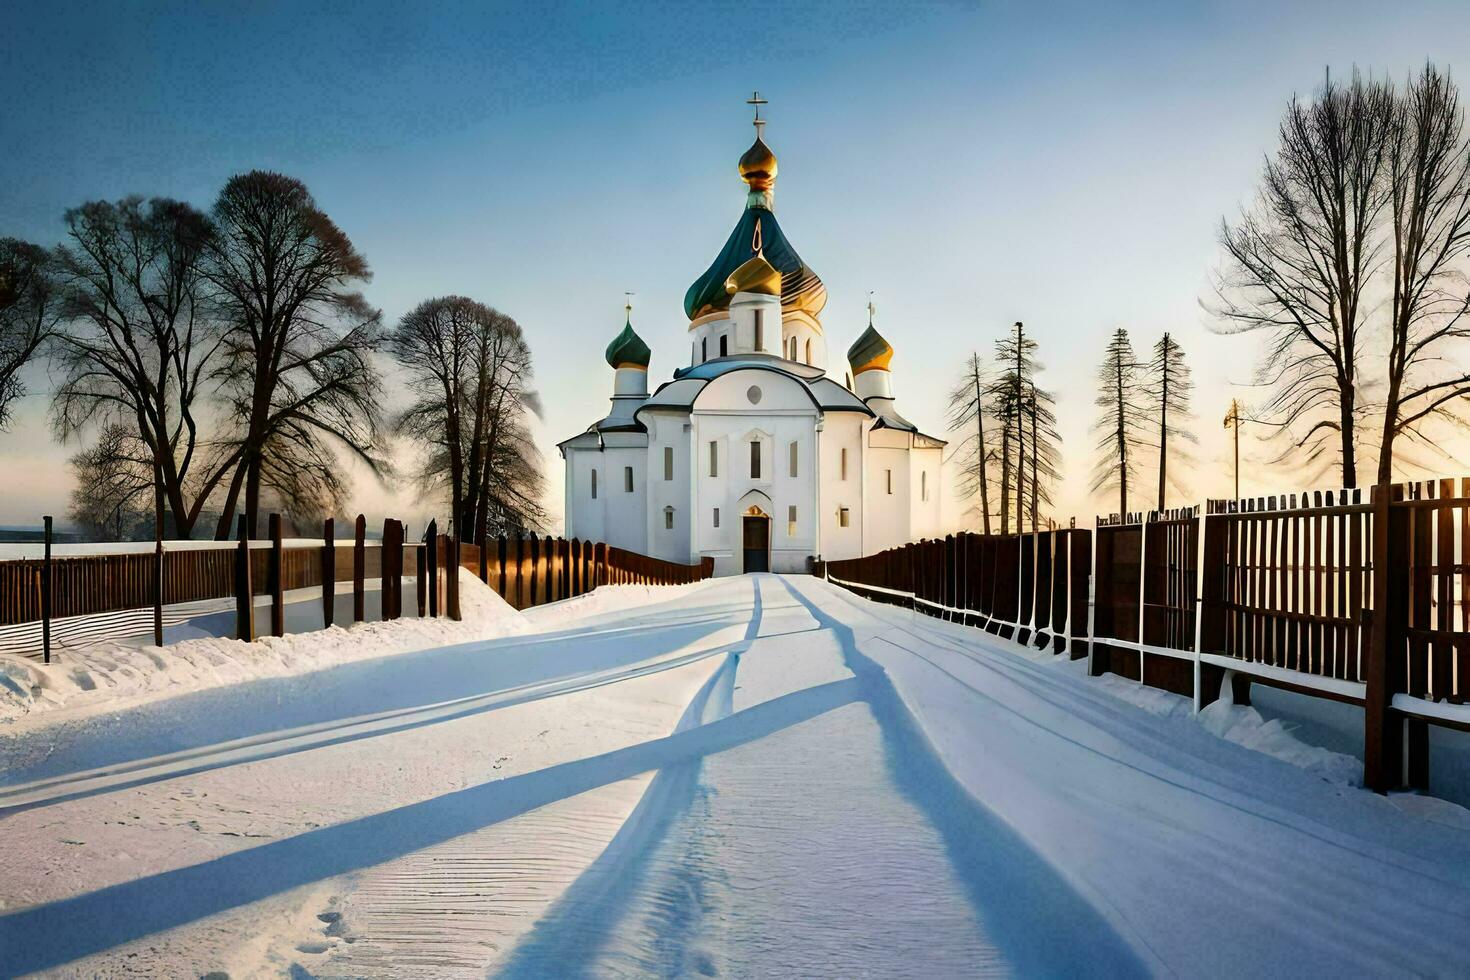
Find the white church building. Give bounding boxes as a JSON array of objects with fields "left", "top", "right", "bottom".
[{"left": 559, "top": 101, "right": 944, "bottom": 575}]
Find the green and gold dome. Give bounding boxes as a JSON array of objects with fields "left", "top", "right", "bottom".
[
  {"left": 847, "top": 323, "right": 893, "bottom": 375},
  {"left": 683, "top": 130, "right": 826, "bottom": 322},
  {"left": 605, "top": 315, "right": 651, "bottom": 370}
]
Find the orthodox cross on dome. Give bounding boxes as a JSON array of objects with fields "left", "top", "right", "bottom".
[
  {"left": 624, "top": 291, "right": 634, "bottom": 321},
  {"left": 867, "top": 291, "right": 876, "bottom": 326},
  {"left": 746, "top": 90, "right": 768, "bottom": 141}
]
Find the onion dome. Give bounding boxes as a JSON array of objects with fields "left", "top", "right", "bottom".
[
  {"left": 605, "top": 315, "right": 651, "bottom": 369},
  {"left": 723, "top": 220, "right": 782, "bottom": 296},
  {"left": 847, "top": 324, "right": 893, "bottom": 375},
  {"left": 738, "top": 137, "right": 777, "bottom": 192},
  {"left": 684, "top": 185, "right": 827, "bottom": 320}
]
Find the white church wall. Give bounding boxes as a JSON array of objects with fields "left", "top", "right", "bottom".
[
  {"left": 643, "top": 411, "right": 693, "bottom": 563},
  {"left": 780, "top": 311, "right": 826, "bottom": 370},
  {"left": 864, "top": 428, "right": 913, "bottom": 555},
  {"left": 911, "top": 445, "right": 944, "bottom": 541},
  {"left": 691, "top": 369, "right": 821, "bottom": 575},
  {"left": 688, "top": 313, "right": 733, "bottom": 364},
  {"left": 818, "top": 412, "right": 866, "bottom": 562}
]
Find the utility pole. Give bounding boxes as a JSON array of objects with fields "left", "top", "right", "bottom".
[{"left": 1223, "top": 399, "right": 1242, "bottom": 500}]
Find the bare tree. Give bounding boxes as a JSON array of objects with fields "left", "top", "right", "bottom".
[
  {"left": 390, "top": 296, "right": 546, "bottom": 538},
  {"left": 1144, "top": 332, "right": 1196, "bottom": 509},
  {"left": 205, "top": 171, "right": 386, "bottom": 538},
  {"left": 0, "top": 238, "right": 62, "bottom": 430},
  {"left": 1214, "top": 69, "right": 1394, "bottom": 487},
  {"left": 67, "top": 422, "right": 155, "bottom": 541},
  {"left": 1091, "top": 328, "right": 1149, "bottom": 516},
  {"left": 947, "top": 352, "right": 993, "bottom": 533},
  {"left": 1375, "top": 63, "right": 1470, "bottom": 481},
  {"left": 50, "top": 197, "right": 235, "bottom": 538}
]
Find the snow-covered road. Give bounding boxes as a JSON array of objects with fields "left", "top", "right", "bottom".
[{"left": 2, "top": 574, "right": 1469, "bottom": 977}]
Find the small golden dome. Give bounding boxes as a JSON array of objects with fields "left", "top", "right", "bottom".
[
  {"left": 739, "top": 137, "right": 777, "bottom": 192},
  {"left": 725, "top": 252, "right": 781, "bottom": 296}
]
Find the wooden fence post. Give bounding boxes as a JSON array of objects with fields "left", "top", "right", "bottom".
[
  {"left": 416, "top": 536, "right": 428, "bottom": 617},
  {"left": 1365, "top": 483, "right": 1407, "bottom": 792},
  {"left": 497, "top": 535, "right": 508, "bottom": 601},
  {"left": 153, "top": 521, "right": 164, "bottom": 647},
  {"left": 269, "top": 513, "right": 285, "bottom": 638},
  {"left": 322, "top": 518, "right": 336, "bottom": 629},
  {"left": 41, "top": 515, "right": 53, "bottom": 664},
  {"left": 426, "top": 519, "right": 439, "bottom": 617},
  {"left": 353, "top": 514, "right": 366, "bottom": 623},
  {"left": 478, "top": 526, "right": 489, "bottom": 584},
  {"left": 448, "top": 531, "right": 462, "bottom": 621},
  {"left": 382, "top": 519, "right": 400, "bottom": 620},
  {"left": 235, "top": 514, "right": 254, "bottom": 641},
  {"left": 529, "top": 534, "right": 541, "bottom": 607}
]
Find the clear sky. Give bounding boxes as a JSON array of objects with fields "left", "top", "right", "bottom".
[{"left": 3, "top": 0, "right": 1468, "bottom": 531}]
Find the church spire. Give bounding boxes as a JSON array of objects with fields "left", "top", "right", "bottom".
[{"left": 739, "top": 91, "right": 777, "bottom": 210}]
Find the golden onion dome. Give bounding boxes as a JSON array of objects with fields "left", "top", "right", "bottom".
[
  {"left": 725, "top": 251, "right": 782, "bottom": 296},
  {"left": 738, "top": 137, "right": 777, "bottom": 191}
]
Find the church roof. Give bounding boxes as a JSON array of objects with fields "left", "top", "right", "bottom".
[{"left": 638, "top": 359, "right": 872, "bottom": 420}]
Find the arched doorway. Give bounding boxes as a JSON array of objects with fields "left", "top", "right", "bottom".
[{"left": 742, "top": 504, "right": 771, "bottom": 573}]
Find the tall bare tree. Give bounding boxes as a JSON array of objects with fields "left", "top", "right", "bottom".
[
  {"left": 50, "top": 197, "right": 235, "bottom": 537},
  {"left": 1144, "top": 332, "right": 1196, "bottom": 509},
  {"left": 1215, "top": 69, "right": 1395, "bottom": 487},
  {"left": 947, "top": 352, "right": 993, "bottom": 533},
  {"left": 390, "top": 296, "right": 545, "bottom": 539},
  {"left": 0, "top": 238, "right": 62, "bottom": 430},
  {"left": 1092, "top": 328, "right": 1148, "bottom": 516},
  {"left": 67, "top": 422, "right": 155, "bottom": 541},
  {"left": 1376, "top": 63, "right": 1470, "bottom": 482},
  {"left": 205, "top": 171, "right": 385, "bottom": 537}
]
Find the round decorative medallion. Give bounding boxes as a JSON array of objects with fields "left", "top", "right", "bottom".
[{"left": 746, "top": 385, "right": 762, "bottom": 405}]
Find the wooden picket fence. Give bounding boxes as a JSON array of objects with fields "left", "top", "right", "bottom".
[
  {"left": 461, "top": 533, "right": 715, "bottom": 611},
  {"left": 0, "top": 516, "right": 713, "bottom": 662},
  {"left": 823, "top": 478, "right": 1470, "bottom": 794},
  {"left": 824, "top": 528, "right": 1093, "bottom": 656}
]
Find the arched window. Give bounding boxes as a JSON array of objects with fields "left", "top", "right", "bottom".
[
  {"left": 624, "top": 466, "right": 634, "bottom": 492},
  {"left": 719, "top": 334, "right": 728, "bottom": 357},
  {"left": 664, "top": 506, "right": 675, "bottom": 530},
  {"left": 921, "top": 470, "right": 928, "bottom": 501},
  {"left": 805, "top": 338, "right": 812, "bottom": 364},
  {"left": 754, "top": 308, "right": 764, "bottom": 350},
  {"left": 591, "top": 469, "right": 598, "bottom": 499}
]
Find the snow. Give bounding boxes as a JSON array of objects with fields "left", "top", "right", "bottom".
[
  {"left": 2, "top": 574, "right": 1469, "bottom": 977},
  {"left": 0, "top": 575, "right": 527, "bottom": 726}
]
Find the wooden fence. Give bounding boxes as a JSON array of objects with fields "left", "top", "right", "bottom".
[
  {"left": 825, "top": 527, "right": 1092, "bottom": 657},
  {"left": 823, "top": 479, "right": 1470, "bottom": 794},
  {"left": 0, "top": 517, "right": 714, "bottom": 662},
  {"left": 461, "top": 533, "right": 715, "bottom": 611}
]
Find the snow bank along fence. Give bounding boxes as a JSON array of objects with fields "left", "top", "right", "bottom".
[
  {"left": 823, "top": 478, "right": 1470, "bottom": 793},
  {"left": 457, "top": 533, "right": 715, "bottom": 611},
  {"left": 0, "top": 518, "right": 713, "bottom": 661},
  {"left": 0, "top": 514, "right": 458, "bottom": 661}
]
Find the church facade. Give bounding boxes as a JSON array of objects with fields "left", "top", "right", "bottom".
[{"left": 559, "top": 106, "right": 944, "bottom": 576}]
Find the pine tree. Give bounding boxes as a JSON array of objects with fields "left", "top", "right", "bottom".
[
  {"left": 1144, "top": 332, "right": 1195, "bottom": 510},
  {"left": 988, "top": 322, "right": 1059, "bottom": 532},
  {"left": 1091, "top": 328, "right": 1148, "bottom": 517},
  {"left": 947, "top": 352, "right": 994, "bottom": 533}
]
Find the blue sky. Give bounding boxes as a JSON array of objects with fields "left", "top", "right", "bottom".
[{"left": 3, "top": 0, "right": 1467, "bottom": 528}]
